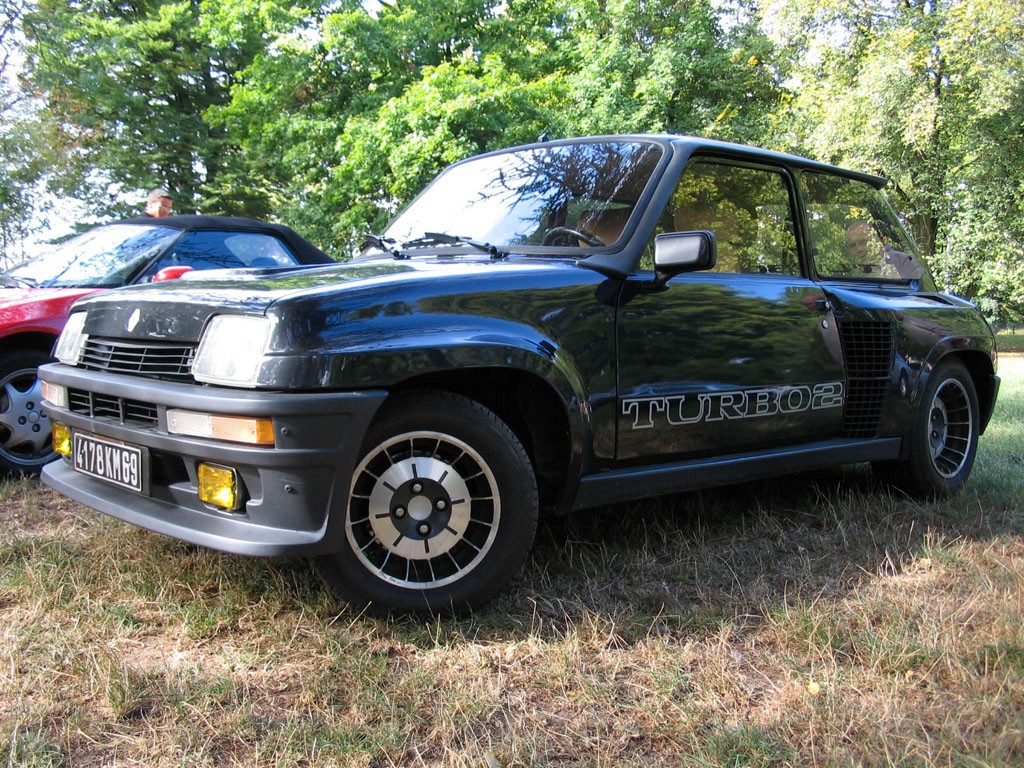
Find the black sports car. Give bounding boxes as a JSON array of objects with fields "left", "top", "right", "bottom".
[{"left": 38, "top": 137, "right": 999, "bottom": 615}]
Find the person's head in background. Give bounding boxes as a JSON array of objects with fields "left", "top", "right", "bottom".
[{"left": 145, "top": 188, "right": 173, "bottom": 218}]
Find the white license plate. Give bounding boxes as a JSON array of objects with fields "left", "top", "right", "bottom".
[{"left": 72, "top": 432, "right": 149, "bottom": 494}]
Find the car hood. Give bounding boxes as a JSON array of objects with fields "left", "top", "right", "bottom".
[
  {"left": 69, "top": 257, "right": 590, "bottom": 343},
  {"left": 0, "top": 286, "right": 103, "bottom": 334}
]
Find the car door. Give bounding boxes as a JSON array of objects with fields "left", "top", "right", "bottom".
[{"left": 616, "top": 158, "right": 847, "bottom": 463}]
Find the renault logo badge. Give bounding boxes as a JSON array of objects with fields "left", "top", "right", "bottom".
[{"left": 127, "top": 308, "right": 141, "bottom": 332}]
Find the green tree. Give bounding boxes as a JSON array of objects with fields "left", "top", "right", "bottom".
[
  {"left": 0, "top": 0, "right": 47, "bottom": 264},
  {"left": 323, "top": 54, "right": 567, "bottom": 246},
  {"left": 19, "top": 0, "right": 303, "bottom": 217},
  {"left": 565, "top": 0, "right": 783, "bottom": 142},
  {"left": 210, "top": 0, "right": 577, "bottom": 250},
  {"left": 214, "top": 0, "right": 785, "bottom": 252},
  {"left": 15, "top": 0, "right": 788, "bottom": 257},
  {"left": 763, "top": 0, "right": 1024, "bottom": 319}
]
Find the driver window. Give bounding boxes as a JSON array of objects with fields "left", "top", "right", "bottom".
[{"left": 644, "top": 161, "right": 799, "bottom": 275}]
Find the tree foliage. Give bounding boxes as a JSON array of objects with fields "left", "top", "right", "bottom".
[
  {"left": 0, "top": 0, "right": 47, "bottom": 265},
  {"left": 19, "top": 0, "right": 322, "bottom": 217},
  {"left": 764, "top": 0, "right": 1024, "bottom": 320},
  {"left": 5, "top": 0, "right": 1023, "bottom": 318},
  {"left": 566, "top": 0, "right": 782, "bottom": 142},
  {"left": 208, "top": 0, "right": 784, "bottom": 249},
  {"left": 11, "top": 0, "right": 783, "bottom": 252}
]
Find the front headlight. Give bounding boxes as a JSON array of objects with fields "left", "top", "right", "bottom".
[
  {"left": 192, "top": 315, "right": 274, "bottom": 387},
  {"left": 55, "top": 311, "right": 89, "bottom": 365}
]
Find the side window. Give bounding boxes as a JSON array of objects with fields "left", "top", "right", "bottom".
[
  {"left": 646, "top": 161, "right": 800, "bottom": 275},
  {"left": 140, "top": 231, "right": 298, "bottom": 279},
  {"left": 801, "top": 172, "right": 924, "bottom": 281}
]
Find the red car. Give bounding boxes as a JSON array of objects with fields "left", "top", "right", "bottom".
[{"left": 0, "top": 215, "right": 334, "bottom": 473}]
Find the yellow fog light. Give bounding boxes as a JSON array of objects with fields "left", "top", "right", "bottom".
[
  {"left": 198, "top": 463, "right": 240, "bottom": 510},
  {"left": 52, "top": 423, "right": 72, "bottom": 457}
]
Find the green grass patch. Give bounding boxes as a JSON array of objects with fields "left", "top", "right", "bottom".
[
  {"left": 996, "top": 328, "right": 1024, "bottom": 355},
  {"left": 0, "top": 726, "right": 67, "bottom": 768}
]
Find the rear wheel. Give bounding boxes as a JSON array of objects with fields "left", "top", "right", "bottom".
[
  {"left": 0, "top": 350, "right": 56, "bottom": 475},
  {"left": 874, "top": 359, "right": 979, "bottom": 496},
  {"left": 316, "top": 391, "right": 539, "bottom": 616}
]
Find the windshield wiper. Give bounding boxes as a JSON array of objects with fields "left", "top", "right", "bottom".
[
  {"left": 401, "top": 232, "right": 506, "bottom": 260},
  {"left": 360, "top": 233, "right": 402, "bottom": 258}
]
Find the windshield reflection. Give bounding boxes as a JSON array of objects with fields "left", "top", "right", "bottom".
[
  {"left": 377, "top": 141, "right": 664, "bottom": 253},
  {"left": 5, "top": 224, "right": 181, "bottom": 288}
]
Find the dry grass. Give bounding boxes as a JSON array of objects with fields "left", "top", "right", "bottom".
[{"left": 2, "top": 358, "right": 1023, "bottom": 767}]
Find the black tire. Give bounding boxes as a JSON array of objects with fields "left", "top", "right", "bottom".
[
  {"left": 0, "top": 349, "right": 57, "bottom": 475},
  {"left": 874, "top": 359, "right": 979, "bottom": 496},
  {"left": 316, "top": 391, "right": 539, "bottom": 616}
]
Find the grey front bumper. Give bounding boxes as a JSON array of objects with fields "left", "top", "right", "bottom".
[{"left": 40, "top": 362, "right": 387, "bottom": 557}]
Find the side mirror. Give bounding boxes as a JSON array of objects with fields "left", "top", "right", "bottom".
[
  {"left": 653, "top": 231, "right": 717, "bottom": 281},
  {"left": 150, "top": 265, "right": 194, "bottom": 282}
]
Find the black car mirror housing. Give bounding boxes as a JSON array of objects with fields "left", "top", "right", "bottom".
[{"left": 653, "top": 231, "right": 717, "bottom": 281}]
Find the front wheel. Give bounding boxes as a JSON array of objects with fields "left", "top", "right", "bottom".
[
  {"left": 0, "top": 350, "right": 57, "bottom": 475},
  {"left": 316, "top": 391, "right": 539, "bottom": 616},
  {"left": 874, "top": 359, "right": 979, "bottom": 496}
]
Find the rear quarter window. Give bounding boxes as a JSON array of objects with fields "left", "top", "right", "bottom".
[{"left": 801, "top": 172, "right": 927, "bottom": 283}]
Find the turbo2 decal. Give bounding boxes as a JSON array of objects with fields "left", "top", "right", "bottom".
[{"left": 622, "top": 381, "right": 845, "bottom": 430}]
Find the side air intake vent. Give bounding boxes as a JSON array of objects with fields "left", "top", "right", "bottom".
[{"left": 839, "top": 321, "right": 894, "bottom": 438}]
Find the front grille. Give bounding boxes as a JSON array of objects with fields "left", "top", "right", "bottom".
[
  {"left": 67, "top": 389, "right": 159, "bottom": 427},
  {"left": 839, "top": 321, "right": 895, "bottom": 438},
  {"left": 79, "top": 338, "right": 196, "bottom": 383}
]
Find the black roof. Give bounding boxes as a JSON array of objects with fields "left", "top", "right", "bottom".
[
  {"left": 117, "top": 215, "right": 336, "bottom": 265},
  {"left": 476, "top": 134, "right": 889, "bottom": 189}
]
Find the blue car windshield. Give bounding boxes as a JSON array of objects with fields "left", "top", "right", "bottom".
[
  {"left": 5, "top": 224, "right": 181, "bottom": 288},
  {"left": 376, "top": 140, "right": 664, "bottom": 253}
]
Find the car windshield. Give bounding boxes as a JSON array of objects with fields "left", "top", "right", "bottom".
[
  {"left": 4, "top": 224, "right": 182, "bottom": 288},
  {"left": 377, "top": 140, "right": 664, "bottom": 253}
]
